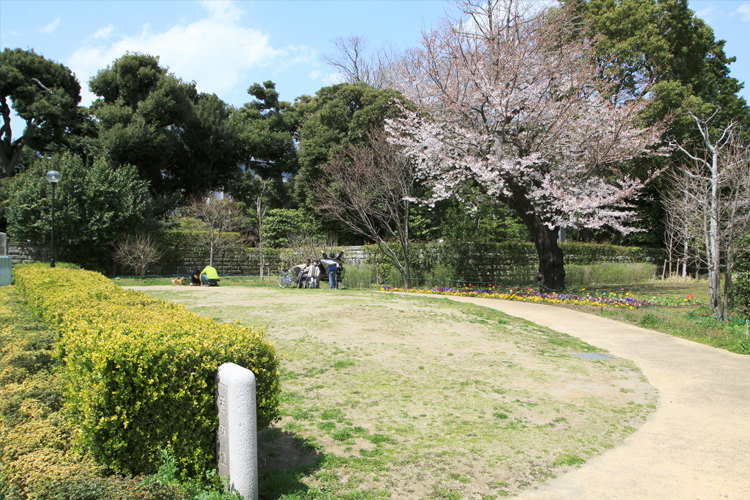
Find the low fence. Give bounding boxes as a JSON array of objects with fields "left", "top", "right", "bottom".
[{"left": 4, "top": 236, "right": 664, "bottom": 282}]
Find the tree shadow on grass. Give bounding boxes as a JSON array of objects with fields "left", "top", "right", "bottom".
[{"left": 257, "top": 427, "right": 323, "bottom": 500}]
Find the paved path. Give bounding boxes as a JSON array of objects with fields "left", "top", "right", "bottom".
[{"left": 433, "top": 296, "right": 750, "bottom": 500}]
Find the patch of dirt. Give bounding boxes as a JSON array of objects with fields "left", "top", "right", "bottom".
[{"left": 132, "top": 286, "right": 657, "bottom": 499}]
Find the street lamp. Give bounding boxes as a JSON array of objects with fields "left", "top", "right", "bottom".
[{"left": 46, "top": 170, "right": 61, "bottom": 268}]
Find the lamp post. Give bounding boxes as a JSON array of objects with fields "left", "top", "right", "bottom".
[{"left": 46, "top": 170, "right": 61, "bottom": 268}]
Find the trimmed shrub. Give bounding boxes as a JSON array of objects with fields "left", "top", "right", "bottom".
[
  {"left": 14, "top": 264, "right": 281, "bottom": 478},
  {"left": 371, "top": 241, "right": 663, "bottom": 286}
]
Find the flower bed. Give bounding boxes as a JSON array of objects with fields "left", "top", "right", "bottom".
[{"left": 381, "top": 285, "right": 656, "bottom": 309}]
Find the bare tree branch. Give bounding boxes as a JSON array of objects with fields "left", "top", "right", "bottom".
[
  {"left": 114, "top": 233, "right": 163, "bottom": 276},
  {"left": 321, "top": 34, "right": 399, "bottom": 89},
  {"left": 314, "top": 128, "right": 416, "bottom": 287},
  {"left": 182, "top": 194, "right": 248, "bottom": 267},
  {"left": 665, "top": 112, "right": 750, "bottom": 318}
]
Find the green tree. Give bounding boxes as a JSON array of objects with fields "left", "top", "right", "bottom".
[
  {"left": 171, "top": 92, "right": 245, "bottom": 195},
  {"left": 0, "top": 152, "right": 151, "bottom": 265},
  {"left": 0, "top": 48, "right": 82, "bottom": 179},
  {"left": 569, "top": 0, "right": 749, "bottom": 129},
  {"left": 91, "top": 53, "right": 242, "bottom": 199},
  {"left": 233, "top": 81, "right": 299, "bottom": 208},
  {"left": 294, "top": 82, "right": 408, "bottom": 209},
  {"left": 567, "top": 0, "right": 750, "bottom": 246},
  {"left": 262, "top": 208, "right": 319, "bottom": 248}
]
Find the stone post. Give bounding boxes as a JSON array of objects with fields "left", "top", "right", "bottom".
[{"left": 216, "top": 362, "right": 258, "bottom": 500}]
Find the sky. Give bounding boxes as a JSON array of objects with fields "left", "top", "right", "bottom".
[{"left": 1, "top": 0, "right": 749, "bottom": 113}]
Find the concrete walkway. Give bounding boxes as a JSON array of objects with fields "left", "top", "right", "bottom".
[{"left": 435, "top": 296, "right": 750, "bottom": 500}]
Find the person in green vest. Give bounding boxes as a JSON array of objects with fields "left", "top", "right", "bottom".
[{"left": 200, "top": 265, "right": 220, "bottom": 286}]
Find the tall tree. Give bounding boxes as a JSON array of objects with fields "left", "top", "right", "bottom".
[
  {"left": 90, "top": 53, "right": 195, "bottom": 195},
  {"left": 294, "top": 82, "right": 408, "bottom": 209},
  {"left": 0, "top": 49, "right": 81, "bottom": 179},
  {"left": 568, "top": 0, "right": 748, "bottom": 128},
  {"left": 91, "top": 53, "right": 241, "bottom": 198},
  {"left": 315, "top": 128, "right": 416, "bottom": 287},
  {"left": 567, "top": 0, "right": 750, "bottom": 245},
  {"left": 171, "top": 92, "right": 244, "bottom": 195},
  {"left": 234, "top": 81, "right": 299, "bottom": 208},
  {"left": 387, "top": 0, "right": 667, "bottom": 289}
]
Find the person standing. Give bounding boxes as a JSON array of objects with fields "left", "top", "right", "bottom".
[
  {"left": 309, "top": 260, "right": 321, "bottom": 288},
  {"left": 322, "top": 258, "right": 338, "bottom": 289}
]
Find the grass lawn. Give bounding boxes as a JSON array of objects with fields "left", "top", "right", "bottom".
[
  {"left": 138, "top": 286, "right": 656, "bottom": 499},
  {"left": 557, "top": 279, "right": 750, "bottom": 354},
  {"left": 384, "top": 277, "right": 750, "bottom": 355}
]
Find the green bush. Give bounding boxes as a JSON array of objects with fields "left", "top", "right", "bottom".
[
  {"left": 14, "top": 264, "right": 281, "bottom": 478},
  {"left": 342, "top": 264, "right": 378, "bottom": 289},
  {"left": 370, "top": 241, "right": 661, "bottom": 287}
]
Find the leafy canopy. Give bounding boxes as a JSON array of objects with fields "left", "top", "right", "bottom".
[
  {"left": 0, "top": 48, "right": 81, "bottom": 179},
  {"left": 0, "top": 152, "right": 151, "bottom": 245}
]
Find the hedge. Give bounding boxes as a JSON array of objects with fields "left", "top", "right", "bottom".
[
  {"left": 13, "top": 264, "right": 281, "bottom": 478},
  {"left": 370, "top": 241, "right": 664, "bottom": 284}
]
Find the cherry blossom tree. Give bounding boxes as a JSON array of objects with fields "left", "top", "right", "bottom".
[{"left": 386, "top": 0, "right": 667, "bottom": 289}]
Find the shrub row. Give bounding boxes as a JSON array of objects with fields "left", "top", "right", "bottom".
[
  {"left": 371, "top": 241, "right": 664, "bottom": 285},
  {"left": 13, "top": 264, "right": 281, "bottom": 478},
  {"left": 0, "top": 284, "right": 193, "bottom": 499}
]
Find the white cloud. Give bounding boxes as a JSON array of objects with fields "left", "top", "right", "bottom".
[
  {"left": 91, "top": 25, "right": 114, "bottom": 40},
  {"left": 0, "top": 30, "right": 21, "bottom": 40},
  {"left": 309, "top": 70, "right": 322, "bottom": 80},
  {"left": 738, "top": 3, "right": 750, "bottom": 22},
  {"left": 695, "top": 7, "right": 715, "bottom": 22},
  {"left": 324, "top": 72, "right": 345, "bottom": 86},
  {"left": 40, "top": 18, "right": 60, "bottom": 34},
  {"left": 201, "top": 0, "right": 244, "bottom": 20},
  {"left": 68, "top": 1, "right": 315, "bottom": 105}
]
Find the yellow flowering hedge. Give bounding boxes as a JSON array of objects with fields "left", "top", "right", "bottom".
[{"left": 14, "top": 264, "right": 280, "bottom": 478}]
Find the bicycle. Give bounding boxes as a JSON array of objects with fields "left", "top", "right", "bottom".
[
  {"left": 277, "top": 269, "right": 294, "bottom": 288},
  {"left": 278, "top": 267, "right": 313, "bottom": 289}
]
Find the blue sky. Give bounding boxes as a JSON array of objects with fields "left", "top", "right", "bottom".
[{"left": 1, "top": 0, "right": 748, "bottom": 111}]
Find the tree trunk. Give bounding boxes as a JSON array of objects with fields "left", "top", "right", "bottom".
[
  {"left": 508, "top": 192, "right": 565, "bottom": 290},
  {"left": 401, "top": 246, "right": 411, "bottom": 289},
  {"left": 682, "top": 238, "right": 689, "bottom": 279},
  {"left": 533, "top": 224, "right": 566, "bottom": 290},
  {"left": 519, "top": 213, "right": 565, "bottom": 290},
  {"left": 708, "top": 154, "right": 721, "bottom": 315}
]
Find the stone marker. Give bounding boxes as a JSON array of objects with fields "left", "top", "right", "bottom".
[{"left": 216, "top": 362, "right": 258, "bottom": 500}]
